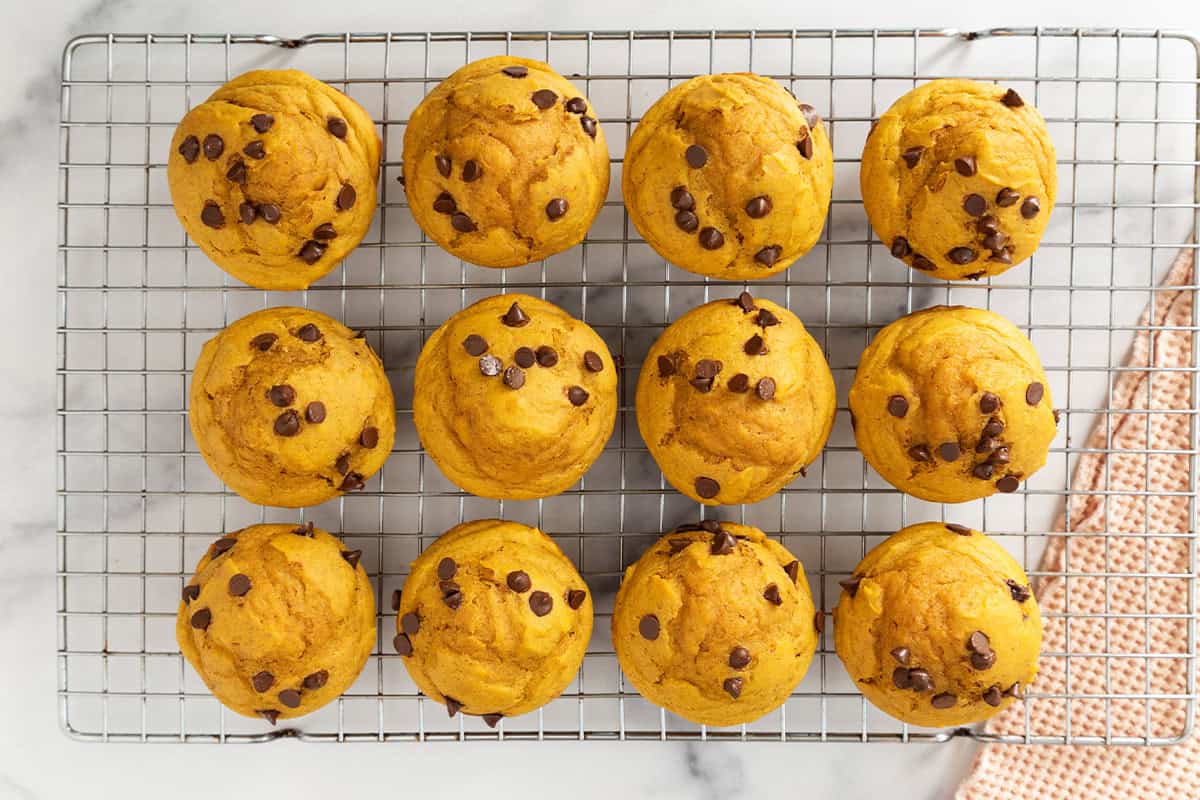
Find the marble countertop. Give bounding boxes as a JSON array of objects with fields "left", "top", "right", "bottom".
[{"left": 4, "top": 1, "right": 1199, "bottom": 798}]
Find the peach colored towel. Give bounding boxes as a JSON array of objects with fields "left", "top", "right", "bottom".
[{"left": 958, "top": 250, "right": 1197, "bottom": 800}]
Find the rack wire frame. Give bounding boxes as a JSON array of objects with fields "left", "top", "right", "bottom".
[{"left": 56, "top": 27, "right": 1200, "bottom": 745}]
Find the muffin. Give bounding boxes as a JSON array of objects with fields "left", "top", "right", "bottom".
[
  {"left": 167, "top": 69, "right": 381, "bottom": 290},
  {"left": 834, "top": 522, "right": 1042, "bottom": 727},
  {"left": 189, "top": 307, "right": 395, "bottom": 508},
  {"left": 612, "top": 521, "right": 818, "bottom": 726},
  {"left": 861, "top": 79, "right": 1057, "bottom": 281},
  {"left": 177, "top": 523, "right": 376, "bottom": 724},
  {"left": 393, "top": 519, "right": 592, "bottom": 724},
  {"left": 402, "top": 56, "right": 609, "bottom": 268},
  {"left": 413, "top": 294, "right": 617, "bottom": 500},
  {"left": 849, "top": 305, "right": 1056, "bottom": 503},
  {"left": 623, "top": 73, "right": 833, "bottom": 280},
  {"left": 636, "top": 292, "right": 836, "bottom": 505}
]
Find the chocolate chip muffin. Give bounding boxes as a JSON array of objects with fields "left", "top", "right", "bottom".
[
  {"left": 177, "top": 523, "right": 376, "bottom": 725},
  {"left": 849, "top": 305, "right": 1056, "bottom": 503},
  {"left": 834, "top": 522, "right": 1042, "bottom": 727},
  {"left": 612, "top": 521, "right": 818, "bottom": 726},
  {"left": 413, "top": 294, "right": 617, "bottom": 500},
  {"left": 861, "top": 79, "right": 1056, "bottom": 281},
  {"left": 393, "top": 519, "right": 592, "bottom": 724},
  {"left": 636, "top": 292, "right": 836, "bottom": 505},
  {"left": 189, "top": 307, "right": 395, "bottom": 508},
  {"left": 623, "top": 73, "right": 833, "bottom": 280},
  {"left": 402, "top": 56, "right": 609, "bottom": 268},
  {"left": 167, "top": 70, "right": 381, "bottom": 290}
]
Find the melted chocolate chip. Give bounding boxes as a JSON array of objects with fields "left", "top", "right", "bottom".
[
  {"left": 1026, "top": 382, "right": 1045, "bottom": 405},
  {"left": 190, "top": 608, "right": 212, "bottom": 630},
  {"left": 675, "top": 210, "right": 699, "bottom": 232},
  {"left": 360, "top": 427, "right": 380, "bottom": 448},
  {"left": 695, "top": 476, "right": 720, "bottom": 500},
  {"left": 507, "top": 571, "right": 531, "bottom": 593},
  {"left": 433, "top": 192, "right": 457, "bottom": 214},
  {"left": 566, "top": 589, "right": 587, "bottom": 609},
  {"left": 1020, "top": 197, "right": 1041, "bottom": 219},
  {"left": 710, "top": 529, "right": 736, "bottom": 556},
  {"left": 252, "top": 671, "right": 275, "bottom": 692},
  {"left": 946, "top": 523, "right": 971, "bottom": 536},
  {"left": 501, "top": 65, "right": 528, "bottom": 78},
  {"left": 514, "top": 347, "right": 536, "bottom": 368},
  {"left": 887, "top": 395, "right": 909, "bottom": 418},
  {"left": 797, "top": 136, "right": 814, "bottom": 159},
  {"left": 583, "top": 351, "right": 603, "bottom": 372},
  {"left": 296, "top": 323, "right": 321, "bottom": 342},
  {"left": 980, "top": 392, "right": 1001, "bottom": 413},
  {"left": 996, "top": 188, "right": 1020, "bottom": 207},
  {"left": 451, "top": 212, "right": 476, "bottom": 232},
  {"left": 463, "top": 334, "right": 488, "bottom": 356},
  {"left": 685, "top": 144, "right": 708, "bottom": 168},
  {"left": 393, "top": 634, "right": 413, "bottom": 656},
  {"left": 303, "top": 670, "right": 329, "bottom": 691},
  {"left": 178, "top": 135, "right": 200, "bottom": 163},
  {"left": 327, "top": 117, "right": 348, "bottom": 139},
  {"left": 963, "top": 194, "right": 987, "bottom": 217},
  {"left": 948, "top": 247, "right": 978, "bottom": 265},
  {"left": 565, "top": 97, "right": 587, "bottom": 114},
  {"left": 839, "top": 575, "right": 862, "bottom": 598},
  {"left": 997, "top": 475, "right": 1020, "bottom": 493},
  {"left": 657, "top": 355, "right": 676, "bottom": 378},
  {"left": 580, "top": 116, "right": 598, "bottom": 138},
  {"left": 313, "top": 223, "right": 337, "bottom": 241},
  {"left": 671, "top": 186, "right": 695, "bottom": 211},
  {"left": 250, "top": 113, "right": 274, "bottom": 133},
  {"left": 727, "top": 373, "right": 750, "bottom": 393},
  {"left": 911, "top": 254, "right": 935, "bottom": 271},
  {"left": 908, "top": 444, "right": 933, "bottom": 462},
  {"left": 1006, "top": 579, "right": 1032, "bottom": 602},
  {"left": 226, "top": 159, "right": 247, "bottom": 185},
  {"left": 545, "top": 198, "right": 569, "bottom": 220},
  {"left": 182, "top": 584, "right": 200, "bottom": 603},
  {"left": 902, "top": 146, "right": 924, "bottom": 168},
  {"left": 200, "top": 202, "right": 225, "bottom": 229},
  {"left": 784, "top": 560, "right": 800, "bottom": 584},
  {"left": 755, "top": 245, "right": 783, "bottom": 267},
  {"left": 259, "top": 710, "right": 280, "bottom": 725},
  {"left": 298, "top": 240, "right": 326, "bottom": 265},
  {"left": 202, "top": 134, "right": 223, "bottom": 160},
  {"left": 531, "top": 89, "right": 558, "bottom": 109},
  {"left": 529, "top": 590, "right": 553, "bottom": 617},
  {"left": 891, "top": 237, "right": 912, "bottom": 259},
  {"left": 567, "top": 386, "right": 589, "bottom": 406},
  {"left": 931, "top": 692, "right": 957, "bottom": 709},
  {"left": 954, "top": 156, "right": 977, "bottom": 177},
  {"left": 639, "top": 614, "right": 660, "bottom": 640},
  {"left": 723, "top": 677, "right": 743, "bottom": 699},
  {"left": 400, "top": 612, "right": 420, "bottom": 635},
  {"left": 259, "top": 204, "right": 281, "bottom": 224},
  {"left": 445, "top": 697, "right": 464, "bottom": 717},
  {"left": 238, "top": 202, "right": 256, "bottom": 225},
  {"left": 435, "top": 154, "right": 452, "bottom": 177},
  {"left": 273, "top": 410, "right": 301, "bottom": 437},
  {"left": 461, "top": 160, "right": 482, "bottom": 182},
  {"left": 698, "top": 227, "right": 724, "bottom": 250},
  {"left": 763, "top": 583, "right": 783, "bottom": 606},
  {"left": 983, "top": 685, "right": 1003, "bottom": 706},
  {"left": 228, "top": 573, "right": 252, "bottom": 596},
  {"left": 938, "top": 442, "right": 961, "bottom": 462},
  {"left": 1002, "top": 88, "right": 1024, "bottom": 108}
]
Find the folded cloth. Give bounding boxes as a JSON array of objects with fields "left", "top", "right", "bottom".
[{"left": 958, "top": 250, "right": 1197, "bottom": 800}]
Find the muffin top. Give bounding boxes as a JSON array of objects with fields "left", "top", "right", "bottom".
[
  {"left": 167, "top": 69, "right": 381, "bottom": 290},
  {"left": 623, "top": 73, "right": 833, "bottom": 280},
  {"left": 834, "top": 522, "right": 1042, "bottom": 727},
  {"left": 176, "top": 523, "right": 377, "bottom": 723},
  {"left": 612, "top": 521, "right": 818, "bottom": 727},
  {"left": 849, "top": 305, "right": 1056, "bottom": 503},
  {"left": 402, "top": 56, "right": 610, "bottom": 268},
  {"left": 393, "top": 519, "right": 593, "bottom": 723},
  {"left": 189, "top": 307, "right": 395, "bottom": 508},
  {"left": 861, "top": 79, "right": 1057, "bottom": 281},
  {"left": 413, "top": 294, "right": 618, "bottom": 500},
  {"left": 636, "top": 293, "right": 836, "bottom": 505}
]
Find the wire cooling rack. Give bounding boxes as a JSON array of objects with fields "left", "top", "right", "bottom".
[{"left": 57, "top": 28, "right": 1200, "bottom": 745}]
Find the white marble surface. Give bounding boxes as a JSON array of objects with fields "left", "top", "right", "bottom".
[{"left": 4, "top": 1, "right": 1200, "bottom": 798}]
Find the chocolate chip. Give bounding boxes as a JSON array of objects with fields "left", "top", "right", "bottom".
[
  {"left": 723, "top": 677, "right": 743, "bottom": 699},
  {"left": 580, "top": 116, "right": 598, "bottom": 138},
  {"left": 202, "top": 134, "right": 223, "bottom": 160},
  {"left": 667, "top": 538, "right": 692, "bottom": 555},
  {"left": 908, "top": 444, "right": 933, "bottom": 462},
  {"left": 200, "top": 202, "right": 225, "bottom": 229},
  {"left": 259, "top": 204, "right": 281, "bottom": 224},
  {"left": 257, "top": 709, "right": 280, "bottom": 725},
  {"left": 996, "top": 188, "right": 1020, "bottom": 207},
  {"left": 887, "top": 395, "right": 909, "bottom": 417},
  {"left": 1006, "top": 579, "right": 1032, "bottom": 602},
  {"left": 333, "top": 184, "right": 357, "bottom": 212},
  {"left": 440, "top": 581, "right": 463, "bottom": 610},
  {"left": 797, "top": 136, "right": 814, "bottom": 159},
  {"left": 243, "top": 140, "right": 266, "bottom": 160},
  {"left": 435, "top": 154, "right": 452, "bottom": 177},
  {"left": 238, "top": 202, "right": 256, "bottom": 225},
  {"left": 211, "top": 537, "right": 236, "bottom": 557},
  {"left": 710, "top": 529, "right": 736, "bottom": 555},
  {"left": 1024, "top": 381, "right": 1046, "bottom": 406},
  {"left": 979, "top": 392, "right": 1000, "bottom": 414},
  {"left": 946, "top": 523, "right": 971, "bottom": 536},
  {"left": 400, "top": 612, "right": 420, "bottom": 635},
  {"left": 971, "top": 650, "right": 997, "bottom": 670},
  {"left": 432, "top": 192, "right": 457, "bottom": 214},
  {"left": 250, "top": 333, "right": 277, "bottom": 352},
  {"left": 891, "top": 237, "right": 912, "bottom": 258},
  {"left": 798, "top": 103, "right": 821, "bottom": 130},
  {"left": 482, "top": 713, "right": 503, "bottom": 728},
  {"left": 758, "top": 310, "right": 781, "bottom": 330},
  {"left": 891, "top": 646, "right": 911, "bottom": 665},
  {"left": 839, "top": 575, "right": 861, "bottom": 597},
  {"left": 901, "top": 146, "right": 924, "bottom": 168},
  {"left": 502, "top": 65, "right": 528, "bottom": 78},
  {"left": 583, "top": 351, "right": 603, "bottom": 372},
  {"left": 565, "top": 97, "right": 587, "bottom": 114},
  {"left": 955, "top": 156, "right": 977, "bottom": 177},
  {"left": 745, "top": 195, "right": 772, "bottom": 218},
  {"left": 360, "top": 427, "right": 380, "bottom": 448},
  {"left": 967, "top": 631, "right": 991, "bottom": 653},
  {"left": 763, "top": 583, "right": 783, "bottom": 606},
  {"left": 727, "top": 373, "right": 750, "bottom": 393},
  {"left": 733, "top": 291, "right": 755, "bottom": 313},
  {"left": 500, "top": 571, "right": 532, "bottom": 596},
  {"left": 478, "top": 355, "right": 502, "bottom": 376},
  {"left": 699, "top": 520, "right": 721, "bottom": 533},
  {"left": 639, "top": 614, "right": 660, "bottom": 640},
  {"left": 528, "top": 88, "right": 559, "bottom": 110},
  {"left": 973, "top": 463, "right": 995, "bottom": 480},
  {"left": 451, "top": 212, "right": 477, "bottom": 232},
  {"left": 302, "top": 402, "right": 327, "bottom": 425},
  {"left": 755, "top": 245, "right": 783, "bottom": 267},
  {"left": 685, "top": 144, "right": 708, "bottom": 168},
  {"left": 982, "top": 231, "right": 1008, "bottom": 252},
  {"left": 226, "top": 159, "right": 247, "bottom": 185},
  {"left": 755, "top": 377, "right": 776, "bottom": 401},
  {"left": 251, "top": 671, "right": 275, "bottom": 692},
  {"left": 566, "top": 589, "right": 586, "bottom": 609},
  {"left": 463, "top": 334, "right": 488, "bottom": 356},
  {"left": 267, "top": 384, "right": 295, "bottom": 407},
  {"left": 310, "top": 223, "right": 337, "bottom": 242},
  {"left": 182, "top": 584, "right": 200, "bottom": 603},
  {"left": 503, "top": 365, "right": 526, "bottom": 389},
  {"left": 327, "top": 117, "right": 348, "bottom": 139},
  {"left": 908, "top": 669, "right": 934, "bottom": 692},
  {"left": 296, "top": 323, "right": 321, "bottom": 343},
  {"left": 455, "top": 161, "right": 482, "bottom": 186},
  {"left": 989, "top": 248, "right": 1013, "bottom": 265},
  {"left": 340, "top": 473, "right": 365, "bottom": 491},
  {"left": 1003, "top": 682, "right": 1022, "bottom": 699},
  {"left": 567, "top": 386, "right": 589, "bottom": 406},
  {"left": 391, "top": 589, "right": 402, "bottom": 611},
  {"left": 190, "top": 608, "right": 212, "bottom": 630},
  {"left": 671, "top": 187, "right": 695, "bottom": 211},
  {"left": 437, "top": 557, "right": 457, "bottom": 581},
  {"left": 1054, "top": 409, "right": 1062, "bottom": 425},
  {"left": 962, "top": 193, "right": 987, "bottom": 217},
  {"left": 911, "top": 254, "right": 935, "bottom": 271},
  {"left": 674, "top": 210, "right": 700, "bottom": 233},
  {"left": 743, "top": 334, "right": 766, "bottom": 356},
  {"left": 445, "top": 697, "right": 464, "bottom": 717},
  {"left": 699, "top": 227, "right": 724, "bottom": 250},
  {"left": 500, "top": 347, "right": 529, "bottom": 370},
  {"left": 948, "top": 247, "right": 978, "bottom": 265},
  {"left": 227, "top": 573, "right": 252, "bottom": 597},
  {"left": 528, "top": 590, "right": 554, "bottom": 617},
  {"left": 250, "top": 113, "right": 274, "bottom": 133},
  {"left": 983, "top": 417, "right": 1005, "bottom": 438},
  {"left": 657, "top": 355, "right": 676, "bottom": 378},
  {"left": 1020, "top": 197, "right": 1041, "bottom": 219},
  {"left": 274, "top": 410, "right": 301, "bottom": 437},
  {"left": 546, "top": 198, "right": 569, "bottom": 220},
  {"left": 393, "top": 634, "right": 413, "bottom": 656},
  {"left": 729, "top": 647, "right": 751, "bottom": 669},
  {"left": 298, "top": 240, "right": 326, "bottom": 265},
  {"left": 892, "top": 667, "right": 912, "bottom": 689},
  {"left": 784, "top": 560, "right": 800, "bottom": 584},
  {"left": 938, "top": 442, "right": 961, "bottom": 462},
  {"left": 694, "top": 359, "right": 722, "bottom": 380},
  {"left": 501, "top": 302, "right": 530, "bottom": 327},
  {"left": 339, "top": 550, "right": 361, "bottom": 569},
  {"left": 983, "top": 685, "right": 1003, "bottom": 706},
  {"left": 814, "top": 611, "right": 825, "bottom": 634},
  {"left": 302, "top": 670, "right": 329, "bottom": 691},
  {"left": 1001, "top": 88, "right": 1024, "bottom": 108},
  {"left": 178, "top": 135, "right": 200, "bottom": 163},
  {"left": 292, "top": 521, "right": 314, "bottom": 538},
  {"left": 931, "top": 693, "right": 957, "bottom": 709}
]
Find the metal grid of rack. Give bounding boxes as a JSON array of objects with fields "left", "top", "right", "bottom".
[{"left": 57, "top": 27, "right": 1200, "bottom": 744}]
